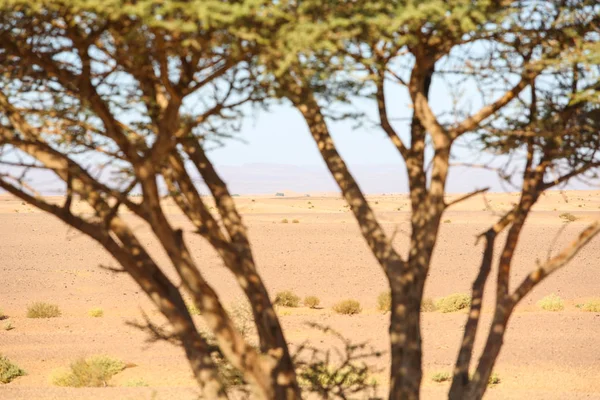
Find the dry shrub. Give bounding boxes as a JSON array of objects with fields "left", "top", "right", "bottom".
[
  {"left": 559, "top": 212, "right": 577, "bottom": 222},
  {"left": 580, "top": 299, "right": 600, "bottom": 312},
  {"left": 304, "top": 296, "right": 320, "bottom": 309},
  {"left": 274, "top": 291, "right": 300, "bottom": 308},
  {"left": 0, "top": 355, "right": 26, "bottom": 383},
  {"left": 52, "top": 355, "right": 125, "bottom": 387},
  {"left": 333, "top": 300, "right": 362, "bottom": 315},
  {"left": 435, "top": 294, "right": 471, "bottom": 313},
  {"left": 443, "top": 219, "right": 451, "bottom": 223},
  {"left": 292, "top": 219, "right": 300, "bottom": 223},
  {"left": 124, "top": 378, "right": 149, "bottom": 387},
  {"left": 27, "top": 302, "right": 61, "bottom": 318},
  {"left": 377, "top": 292, "right": 391, "bottom": 313},
  {"left": 537, "top": 293, "right": 564, "bottom": 311},
  {"left": 88, "top": 308, "right": 104, "bottom": 318},
  {"left": 422, "top": 298, "right": 436, "bottom": 312},
  {"left": 281, "top": 218, "right": 289, "bottom": 224},
  {"left": 431, "top": 371, "right": 451, "bottom": 383}
]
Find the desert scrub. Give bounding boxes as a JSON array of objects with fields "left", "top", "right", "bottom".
[
  {"left": 0, "top": 355, "right": 26, "bottom": 383},
  {"left": 124, "top": 378, "right": 149, "bottom": 387},
  {"left": 377, "top": 292, "right": 391, "bottom": 313},
  {"left": 431, "top": 371, "right": 451, "bottom": 383},
  {"left": 52, "top": 355, "right": 125, "bottom": 387},
  {"left": 186, "top": 301, "right": 201, "bottom": 316},
  {"left": 443, "top": 219, "right": 451, "bottom": 223},
  {"left": 422, "top": 298, "right": 436, "bottom": 312},
  {"left": 488, "top": 372, "right": 501, "bottom": 385},
  {"left": 332, "top": 299, "right": 362, "bottom": 315},
  {"left": 580, "top": 299, "right": 600, "bottom": 312},
  {"left": 281, "top": 218, "right": 289, "bottom": 224},
  {"left": 297, "top": 364, "right": 376, "bottom": 394},
  {"left": 435, "top": 294, "right": 471, "bottom": 313},
  {"left": 3, "top": 321, "right": 14, "bottom": 331},
  {"left": 304, "top": 296, "right": 320, "bottom": 309},
  {"left": 274, "top": 290, "right": 300, "bottom": 308},
  {"left": 537, "top": 293, "right": 564, "bottom": 311},
  {"left": 559, "top": 212, "right": 577, "bottom": 222},
  {"left": 292, "top": 219, "right": 300, "bottom": 223},
  {"left": 27, "top": 302, "right": 61, "bottom": 318},
  {"left": 88, "top": 308, "right": 104, "bottom": 318}
]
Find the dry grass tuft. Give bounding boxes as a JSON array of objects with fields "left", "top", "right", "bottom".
[
  {"left": 579, "top": 299, "right": 600, "bottom": 312},
  {"left": 88, "top": 308, "right": 104, "bottom": 318},
  {"left": 332, "top": 299, "right": 362, "bottom": 315},
  {"left": 559, "top": 212, "right": 577, "bottom": 222},
  {"left": 274, "top": 290, "right": 300, "bottom": 308},
  {"left": 52, "top": 355, "right": 125, "bottom": 387},
  {"left": 292, "top": 219, "right": 300, "bottom": 223},
  {"left": 0, "top": 355, "right": 26, "bottom": 383},
  {"left": 377, "top": 292, "right": 391, "bottom": 313},
  {"left": 422, "top": 298, "right": 436, "bottom": 312},
  {"left": 537, "top": 293, "right": 564, "bottom": 311},
  {"left": 435, "top": 294, "right": 471, "bottom": 313},
  {"left": 431, "top": 371, "right": 451, "bottom": 383},
  {"left": 304, "top": 296, "right": 320, "bottom": 309},
  {"left": 281, "top": 218, "right": 289, "bottom": 224},
  {"left": 27, "top": 302, "right": 61, "bottom": 318}
]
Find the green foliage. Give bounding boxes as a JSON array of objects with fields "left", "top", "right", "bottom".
[
  {"left": 274, "top": 291, "right": 300, "bottom": 308},
  {"left": 488, "top": 372, "right": 501, "bottom": 385},
  {"left": 580, "top": 299, "right": 600, "bottom": 312},
  {"left": 435, "top": 294, "right": 471, "bottom": 313},
  {"left": 332, "top": 300, "right": 362, "bottom": 315},
  {"left": 377, "top": 292, "right": 391, "bottom": 313},
  {"left": 297, "top": 364, "right": 375, "bottom": 393},
  {"left": 431, "top": 371, "right": 451, "bottom": 383},
  {"left": 0, "top": 355, "right": 26, "bottom": 383},
  {"left": 52, "top": 355, "right": 125, "bottom": 387},
  {"left": 304, "top": 296, "right": 320, "bottom": 309},
  {"left": 537, "top": 294, "right": 564, "bottom": 311},
  {"left": 88, "top": 308, "right": 104, "bottom": 318},
  {"left": 27, "top": 302, "right": 61, "bottom": 318}
]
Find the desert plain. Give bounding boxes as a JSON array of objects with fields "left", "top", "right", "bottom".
[{"left": 1, "top": 190, "right": 599, "bottom": 399}]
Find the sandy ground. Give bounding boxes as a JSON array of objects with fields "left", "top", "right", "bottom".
[{"left": 1, "top": 190, "right": 600, "bottom": 399}]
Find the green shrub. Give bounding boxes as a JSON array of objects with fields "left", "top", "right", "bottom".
[
  {"left": 332, "top": 299, "right": 362, "bottom": 315},
  {"left": 274, "top": 291, "right": 300, "bottom": 307},
  {"left": 88, "top": 308, "right": 104, "bottom": 318},
  {"left": 52, "top": 355, "right": 125, "bottom": 387},
  {"left": 435, "top": 294, "right": 471, "bottom": 313},
  {"left": 377, "top": 292, "right": 391, "bottom": 312},
  {"left": 431, "top": 371, "right": 451, "bottom": 383},
  {"left": 27, "top": 302, "right": 61, "bottom": 318},
  {"left": 422, "top": 298, "right": 436, "bottom": 312},
  {"left": 580, "top": 299, "right": 600, "bottom": 312},
  {"left": 537, "top": 293, "right": 564, "bottom": 311},
  {"left": 560, "top": 212, "right": 577, "bottom": 222},
  {"left": 0, "top": 355, "right": 26, "bottom": 383},
  {"left": 304, "top": 296, "right": 320, "bottom": 309}
]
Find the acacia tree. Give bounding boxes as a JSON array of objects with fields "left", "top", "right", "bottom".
[
  {"left": 2, "top": 1, "right": 599, "bottom": 400},
  {"left": 259, "top": 0, "right": 600, "bottom": 398},
  {"left": 0, "top": 2, "right": 300, "bottom": 398}
]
